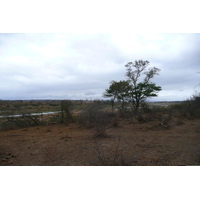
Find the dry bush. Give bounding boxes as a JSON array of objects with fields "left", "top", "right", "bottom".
[
  {"left": 93, "top": 137, "right": 136, "bottom": 166},
  {"left": 77, "top": 110, "right": 119, "bottom": 130},
  {"left": 169, "top": 95, "right": 200, "bottom": 119},
  {"left": 134, "top": 104, "right": 174, "bottom": 128},
  {"left": 76, "top": 113, "right": 90, "bottom": 128},
  {"left": 110, "top": 114, "right": 120, "bottom": 127},
  {"left": 153, "top": 112, "right": 172, "bottom": 129},
  {"left": 60, "top": 100, "right": 74, "bottom": 124},
  {"left": 82, "top": 100, "right": 118, "bottom": 137},
  {"left": 117, "top": 107, "right": 135, "bottom": 124},
  {"left": 0, "top": 114, "right": 43, "bottom": 130},
  {"left": 140, "top": 102, "right": 152, "bottom": 113},
  {"left": 92, "top": 111, "right": 111, "bottom": 137},
  {"left": 0, "top": 120, "right": 17, "bottom": 130},
  {"left": 47, "top": 114, "right": 62, "bottom": 124}
]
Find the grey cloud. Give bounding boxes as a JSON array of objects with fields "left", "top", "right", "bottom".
[
  {"left": 84, "top": 92, "right": 96, "bottom": 96},
  {"left": 0, "top": 33, "right": 200, "bottom": 101}
]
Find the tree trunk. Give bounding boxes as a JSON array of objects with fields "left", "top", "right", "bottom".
[
  {"left": 121, "top": 99, "right": 125, "bottom": 111},
  {"left": 135, "top": 100, "right": 140, "bottom": 114},
  {"left": 131, "top": 99, "right": 139, "bottom": 114},
  {"left": 111, "top": 100, "right": 114, "bottom": 113}
]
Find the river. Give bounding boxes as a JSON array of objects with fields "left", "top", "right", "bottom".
[{"left": 0, "top": 111, "right": 60, "bottom": 118}]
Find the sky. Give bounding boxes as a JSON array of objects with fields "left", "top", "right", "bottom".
[
  {"left": 0, "top": 33, "right": 199, "bottom": 101},
  {"left": 0, "top": 0, "right": 200, "bottom": 101}
]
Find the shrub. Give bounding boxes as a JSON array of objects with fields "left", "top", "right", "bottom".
[
  {"left": 110, "top": 114, "right": 120, "bottom": 127},
  {"left": 0, "top": 120, "right": 17, "bottom": 130},
  {"left": 93, "top": 137, "right": 136, "bottom": 166},
  {"left": 170, "top": 94, "right": 200, "bottom": 119},
  {"left": 118, "top": 107, "right": 135, "bottom": 124},
  {"left": 83, "top": 100, "right": 114, "bottom": 137},
  {"left": 32, "top": 103, "right": 40, "bottom": 107},
  {"left": 0, "top": 114, "right": 43, "bottom": 130},
  {"left": 47, "top": 114, "right": 62, "bottom": 124},
  {"left": 157, "top": 113, "right": 172, "bottom": 129},
  {"left": 60, "top": 100, "right": 74, "bottom": 124},
  {"left": 49, "top": 103, "right": 59, "bottom": 106},
  {"left": 140, "top": 102, "right": 152, "bottom": 113}
]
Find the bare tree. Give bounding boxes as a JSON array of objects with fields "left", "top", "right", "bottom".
[{"left": 125, "top": 60, "right": 162, "bottom": 112}]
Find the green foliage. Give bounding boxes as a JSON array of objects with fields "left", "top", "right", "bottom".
[
  {"left": 129, "top": 82, "right": 162, "bottom": 103},
  {"left": 103, "top": 80, "right": 131, "bottom": 111}
]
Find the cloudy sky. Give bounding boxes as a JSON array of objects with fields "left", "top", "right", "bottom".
[
  {"left": 0, "top": 0, "right": 200, "bottom": 101},
  {"left": 0, "top": 33, "right": 199, "bottom": 101}
]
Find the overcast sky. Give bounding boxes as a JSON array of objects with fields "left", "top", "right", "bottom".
[
  {"left": 1, "top": 0, "right": 200, "bottom": 101},
  {"left": 0, "top": 33, "right": 200, "bottom": 101}
]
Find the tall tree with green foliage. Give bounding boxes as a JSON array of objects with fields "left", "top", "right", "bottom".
[
  {"left": 125, "top": 60, "right": 162, "bottom": 112},
  {"left": 103, "top": 80, "right": 130, "bottom": 111}
]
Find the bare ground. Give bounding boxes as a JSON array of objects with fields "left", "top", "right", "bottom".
[{"left": 0, "top": 117, "right": 200, "bottom": 166}]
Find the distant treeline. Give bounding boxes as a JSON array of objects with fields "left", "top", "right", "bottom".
[{"left": 0, "top": 99, "right": 185, "bottom": 103}]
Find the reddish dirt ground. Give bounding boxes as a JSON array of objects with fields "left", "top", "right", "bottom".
[{"left": 0, "top": 117, "right": 200, "bottom": 166}]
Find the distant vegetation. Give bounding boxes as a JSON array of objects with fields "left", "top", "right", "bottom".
[{"left": 0, "top": 95, "right": 200, "bottom": 135}]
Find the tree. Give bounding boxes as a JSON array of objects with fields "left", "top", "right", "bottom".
[
  {"left": 116, "top": 80, "right": 131, "bottom": 110},
  {"left": 60, "top": 100, "right": 74, "bottom": 124},
  {"left": 103, "top": 80, "right": 118, "bottom": 112},
  {"left": 103, "top": 80, "right": 130, "bottom": 112},
  {"left": 125, "top": 60, "right": 162, "bottom": 112}
]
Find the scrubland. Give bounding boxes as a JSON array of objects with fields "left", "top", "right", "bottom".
[{"left": 0, "top": 99, "right": 200, "bottom": 166}]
